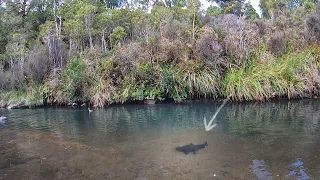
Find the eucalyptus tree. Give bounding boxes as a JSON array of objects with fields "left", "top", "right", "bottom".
[
  {"left": 94, "top": 11, "right": 113, "bottom": 52},
  {"left": 206, "top": 5, "right": 223, "bottom": 16},
  {"left": 213, "top": 0, "right": 246, "bottom": 16},
  {"left": 186, "top": 0, "right": 201, "bottom": 42},
  {"left": 109, "top": 26, "right": 127, "bottom": 48},
  {"left": 150, "top": 5, "right": 174, "bottom": 38},
  {"left": 259, "top": 0, "right": 286, "bottom": 19},
  {"left": 244, "top": 2, "right": 259, "bottom": 19},
  {"left": 77, "top": 5, "right": 97, "bottom": 49}
]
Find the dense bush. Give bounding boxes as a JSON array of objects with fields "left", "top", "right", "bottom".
[
  {"left": 305, "top": 11, "right": 320, "bottom": 43},
  {"left": 267, "top": 31, "right": 287, "bottom": 56},
  {"left": 24, "top": 45, "right": 50, "bottom": 83}
]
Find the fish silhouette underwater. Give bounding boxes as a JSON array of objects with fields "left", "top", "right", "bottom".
[{"left": 176, "top": 142, "right": 208, "bottom": 155}]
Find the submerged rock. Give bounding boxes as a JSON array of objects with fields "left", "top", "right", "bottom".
[
  {"left": 7, "top": 104, "right": 19, "bottom": 109},
  {"left": 144, "top": 99, "right": 156, "bottom": 105},
  {"left": 7, "top": 103, "right": 30, "bottom": 109}
]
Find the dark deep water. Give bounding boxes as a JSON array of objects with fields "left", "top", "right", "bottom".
[{"left": 0, "top": 99, "right": 320, "bottom": 179}]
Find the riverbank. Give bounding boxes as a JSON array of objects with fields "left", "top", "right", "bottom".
[
  {"left": 1, "top": 90, "right": 319, "bottom": 110},
  {"left": 1, "top": 45, "right": 320, "bottom": 109}
]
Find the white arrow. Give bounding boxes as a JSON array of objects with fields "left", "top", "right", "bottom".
[
  {"left": 204, "top": 117, "right": 217, "bottom": 131},
  {"left": 204, "top": 97, "right": 229, "bottom": 131}
]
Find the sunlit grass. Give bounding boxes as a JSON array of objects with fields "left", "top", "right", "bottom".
[
  {"left": 176, "top": 61, "right": 221, "bottom": 99},
  {"left": 0, "top": 84, "right": 46, "bottom": 107},
  {"left": 89, "top": 76, "right": 116, "bottom": 107},
  {"left": 2, "top": 46, "right": 320, "bottom": 108},
  {"left": 222, "top": 49, "right": 319, "bottom": 101}
]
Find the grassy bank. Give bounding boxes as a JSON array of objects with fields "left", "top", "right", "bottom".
[
  {"left": 1, "top": 46, "right": 320, "bottom": 108},
  {"left": 222, "top": 47, "right": 320, "bottom": 101}
]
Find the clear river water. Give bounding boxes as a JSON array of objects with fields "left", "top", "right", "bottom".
[{"left": 0, "top": 99, "right": 320, "bottom": 179}]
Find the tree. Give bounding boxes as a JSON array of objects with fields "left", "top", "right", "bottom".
[
  {"left": 213, "top": 0, "right": 246, "bottom": 16},
  {"left": 109, "top": 26, "right": 127, "bottom": 48},
  {"left": 94, "top": 11, "right": 113, "bottom": 52},
  {"left": 77, "top": 5, "right": 97, "bottom": 50},
  {"left": 207, "top": 5, "right": 223, "bottom": 16},
  {"left": 164, "top": 0, "right": 186, "bottom": 8},
  {"left": 64, "top": 19, "right": 84, "bottom": 55},
  {"left": 244, "top": 2, "right": 259, "bottom": 19},
  {"left": 39, "top": 20, "right": 65, "bottom": 75},
  {"left": 100, "top": 0, "right": 123, "bottom": 9},
  {"left": 150, "top": 6, "right": 174, "bottom": 38},
  {"left": 186, "top": 0, "right": 201, "bottom": 42}
]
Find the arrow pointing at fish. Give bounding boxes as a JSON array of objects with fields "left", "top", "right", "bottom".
[
  {"left": 204, "top": 96, "right": 230, "bottom": 131},
  {"left": 204, "top": 117, "right": 217, "bottom": 131}
]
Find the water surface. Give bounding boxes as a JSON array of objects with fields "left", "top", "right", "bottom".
[{"left": 0, "top": 99, "right": 320, "bottom": 179}]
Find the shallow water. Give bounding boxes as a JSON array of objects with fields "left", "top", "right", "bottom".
[{"left": 0, "top": 99, "right": 320, "bottom": 179}]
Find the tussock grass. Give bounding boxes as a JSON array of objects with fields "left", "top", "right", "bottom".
[
  {"left": 90, "top": 76, "right": 116, "bottom": 107},
  {"left": 179, "top": 61, "right": 221, "bottom": 99},
  {"left": 2, "top": 47, "right": 320, "bottom": 108},
  {"left": 222, "top": 49, "right": 319, "bottom": 101},
  {"left": 0, "top": 84, "right": 46, "bottom": 107},
  {"left": 25, "top": 85, "right": 45, "bottom": 106}
]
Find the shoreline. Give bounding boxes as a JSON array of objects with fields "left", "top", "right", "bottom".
[{"left": 0, "top": 95, "right": 318, "bottom": 110}]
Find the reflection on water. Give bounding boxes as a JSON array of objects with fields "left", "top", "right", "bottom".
[
  {"left": 2, "top": 100, "right": 320, "bottom": 139},
  {"left": 0, "top": 99, "right": 320, "bottom": 179}
]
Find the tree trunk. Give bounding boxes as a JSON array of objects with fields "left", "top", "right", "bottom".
[
  {"left": 160, "top": 21, "right": 162, "bottom": 38},
  {"left": 69, "top": 38, "right": 72, "bottom": 57},
  {"left": 22, "top": 0, "right": 28, "bottom": 20},
  {"left": 88, "top": 29, "right": 93, "bottom": 49},
  {"left": 85, "top": 15, "right": 94, "bottom": 50},
  {"left": 101, "top": 29, "right": 107, "bottom": 52},
  {"left": 52, "top": 0, "right": 63, "bottom": 72},
  {"left": 192, "top": 11, "right": 195, "bottom": 43}
]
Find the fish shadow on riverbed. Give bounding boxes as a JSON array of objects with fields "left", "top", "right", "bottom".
[{"left": 175, "top": 142, "right": 208, "bottom": 155}]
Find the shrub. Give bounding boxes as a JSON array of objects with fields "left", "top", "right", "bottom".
[
  {"left": 305, "top": 12, "right": 320, "bottom": 43},
  {"left": 24, "top": 45, "right": 50, "bottom": 83},
  {"left": 114, "top": 42, "right": 142, "bottom": 62},
  {"left": 0, "top": 70, "right": 10, "bottom": 90},
  {"left": 195, "top": 26, "right": 223, "bottom": 63},
  {"left": 223, "top": 21, "right": 261, "bottom": 66},
  {"left": 56, "top": 58, "right": 88, "bottom": 102},
  {"left": 267, "top": 31, "right": 287, "bottom": 57}
]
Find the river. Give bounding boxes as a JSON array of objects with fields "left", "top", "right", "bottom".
[{"left": 0, "top": 99, "right": 319, "bottom": 179}]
